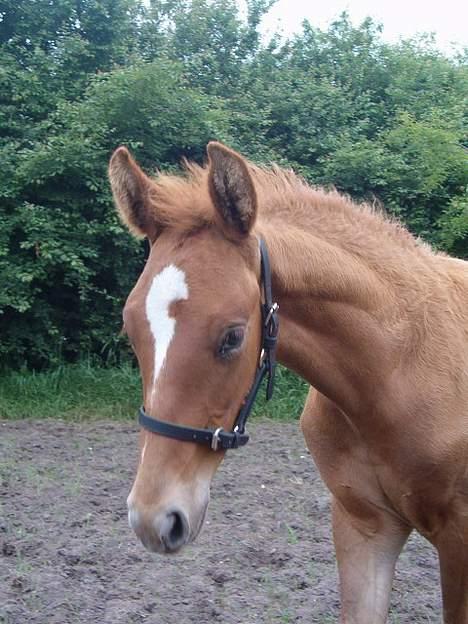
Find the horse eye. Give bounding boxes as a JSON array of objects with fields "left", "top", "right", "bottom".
[{"left": 218, "top": 327, "right": 245, "bottom": 359}]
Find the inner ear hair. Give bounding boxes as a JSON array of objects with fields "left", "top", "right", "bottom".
[{"left": 207, "top": 142, "right": 257, "bottom": 238}]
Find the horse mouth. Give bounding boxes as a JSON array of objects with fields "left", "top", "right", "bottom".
[{"left": 140, "top": 534, "right": 187, "bottom": 555}]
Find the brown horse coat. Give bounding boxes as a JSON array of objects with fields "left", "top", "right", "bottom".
[{"left": 109, "top": 143, "right": 468, "bottom": 623}]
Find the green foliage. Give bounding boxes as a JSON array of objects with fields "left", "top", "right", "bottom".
[
  {"left": 320, "top": 114, "right": 467, "bottom": 241},
  {"left": 1, "top": 57, "right": 225, "bottom": 368},
  {"left": 0, "top": 2, "right": 467, "bottom": 370},
  {"left": 235, "top": 16, "right": 467, "bottom": 222},
  {"left": 139, "top": 0, "right": 275, "bottom": 94},
  {"left": 437, "top": 189, "right": 468, "bottom": 256}
]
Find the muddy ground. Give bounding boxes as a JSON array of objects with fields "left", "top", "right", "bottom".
[{"left": 1, "top": 420, "right": 441, "bottom": 623}]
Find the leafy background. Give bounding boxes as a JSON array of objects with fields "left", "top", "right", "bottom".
[{"left": 1, "top": 0, "right": 467, "bottom": 371}]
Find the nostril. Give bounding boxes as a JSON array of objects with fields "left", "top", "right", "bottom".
[
  {"left": 158, "top": 509, "right": 189, "bottom": 551},
  {"left": 169, "top": 511, "right": 184, "bottom": 542}
]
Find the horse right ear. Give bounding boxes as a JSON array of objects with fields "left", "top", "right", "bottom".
[{"left": 108, "top": 147, "right": 158, "bottom": 240}]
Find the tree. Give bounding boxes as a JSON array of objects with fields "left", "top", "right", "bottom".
[
  {"left": 0, "top": 59, "right": 227, "bottom": 368},
  {"left": 1, "top": 2, "right": 467, "bottom": 369}
]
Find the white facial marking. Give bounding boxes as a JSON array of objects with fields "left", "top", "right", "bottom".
[{"left": 145, "top": 264, "right": 189, "bottom": 407}]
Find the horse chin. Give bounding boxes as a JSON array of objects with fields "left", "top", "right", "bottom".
[{"left": 144, "top": 539, "right": 187, "bottom": 556}]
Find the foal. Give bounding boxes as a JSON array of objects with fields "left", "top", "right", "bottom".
[{"left": 109, "top": 142, "right": 468, "bottom": 623}]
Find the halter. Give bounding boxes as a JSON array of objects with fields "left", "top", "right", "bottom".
[{"left": 138, "top": 238, "right": 279, "bottom": 451}]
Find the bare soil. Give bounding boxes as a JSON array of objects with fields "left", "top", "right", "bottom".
[{"left": 1, "top": 420, "right": 442, "bottom": 623}]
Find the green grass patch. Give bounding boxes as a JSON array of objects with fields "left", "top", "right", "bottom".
[
  {"left": 0, "top": 362, "right": 141, "bottom": 420},
  {"left": 0, "top": 362, "right": 308, "bottom": 421},
  {"left": 252, "top": 365, "right": 308, "bottom": 420}
]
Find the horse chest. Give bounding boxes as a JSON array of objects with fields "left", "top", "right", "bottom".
[{"left": 303, "top": 397, "right": 463, "bottom": 538}]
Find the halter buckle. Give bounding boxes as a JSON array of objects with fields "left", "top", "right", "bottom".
[
  {"left": 211, "top": 427, "right": 223, "bottom": 451},
  {"left": 258, "top": 347, "right": 266, "bottom": 367},
  {"left": 264, "top": 302, "right": 279, "bottom": 328}
]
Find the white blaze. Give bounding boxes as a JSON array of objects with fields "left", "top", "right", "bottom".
[{"left": 145, "top": 264, "right": 189, "bottom": 408}]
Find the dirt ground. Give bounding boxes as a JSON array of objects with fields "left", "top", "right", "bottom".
[{"left": 1, "top": 420, "right": 442, "bottom": 623}]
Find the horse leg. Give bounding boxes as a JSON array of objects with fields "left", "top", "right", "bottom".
[
  {"left": 332, "top": 497, "right": 411, "bottom": 623},
  {"left": 301, "top": 389, "right": 411, "bottom": 623},
  {"left": 436, "top": 528, "right": 468, "bottom": 623}
]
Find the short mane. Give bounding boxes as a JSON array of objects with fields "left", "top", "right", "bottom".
[{"left": 149, "top": 158, "right": 432, "bottom": 257}]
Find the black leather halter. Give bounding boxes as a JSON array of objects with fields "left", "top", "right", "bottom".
[{"left": 138, "top": 238, "right": 279, "bottom": 451}]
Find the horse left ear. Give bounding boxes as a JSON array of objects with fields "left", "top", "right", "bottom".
[{"left": 207, "top": 142, "right": 257, "bottom": 238}]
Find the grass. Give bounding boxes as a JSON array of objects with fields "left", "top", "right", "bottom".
[
  {"left": 285, "top": 523, "right": 300, "bottom": 545},
  {"left": 0, "top": 362, "right": 141, "bottom": 420},
  {"left": 0, "top": 362, "right": 308, "bottom": 421}
]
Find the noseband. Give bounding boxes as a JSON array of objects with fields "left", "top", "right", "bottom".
[{"left": 138, "top": 238, "right": 279, "bottom": 451}]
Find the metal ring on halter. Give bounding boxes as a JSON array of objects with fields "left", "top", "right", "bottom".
[
  {"left": 265, "top": 302, "right": 279, "bottom": 327},
  {"left": 258, "top": 348, "right": 266, "bottom": 367},
  {"left": 211, "top": 427, "right": 223, "bottom": 451}
]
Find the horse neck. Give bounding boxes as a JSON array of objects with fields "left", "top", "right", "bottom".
[{"left": 257, "top": 220, "right": 418, "bottom": 417}]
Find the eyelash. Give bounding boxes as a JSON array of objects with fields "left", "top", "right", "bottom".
[{"left": 218, "top": 327, "right": 245, "bottom": 359}]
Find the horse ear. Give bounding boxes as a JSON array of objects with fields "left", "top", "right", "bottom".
[
  {"left": 207, "top": 142, "right": 257, "bottom": 238},
  {"left": 108, "top": 147, "right": 158, "bottom": 240}
]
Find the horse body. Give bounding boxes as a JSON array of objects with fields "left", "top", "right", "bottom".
[
  {"left": 109, "top": 142, "right": 468, "bottom": 623},
  {"left": 259, "top": 185, "right": 468, "bottom": 622}
]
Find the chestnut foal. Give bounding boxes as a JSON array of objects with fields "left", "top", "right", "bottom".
[{"left": 109, "top": 142, "right": 468, "bottom": 623}]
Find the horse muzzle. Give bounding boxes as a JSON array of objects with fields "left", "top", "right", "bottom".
[{"left": 127, "top": 496, "right": 209, "bottom": 554}]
